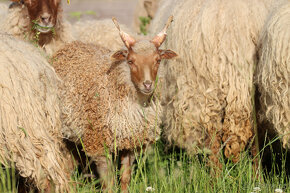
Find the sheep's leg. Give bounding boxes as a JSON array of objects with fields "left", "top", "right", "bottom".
[
  {"left": 120, "top": 150, "right": 135, "bottom": 192},
  {"left": 251, "top": 139, "right": 261, "bottom": 179},
  {"left": 207, "top": 129, "right": 222, "bottom": 171},
  {"left": 222, "top": 81, "right": 253, "bottom": 163},
  {"left": 223, "top": 117, "right": 252, "bottom": 163},
  {"left": 94, "top": 155, "right": 115, "bottom": 192}
]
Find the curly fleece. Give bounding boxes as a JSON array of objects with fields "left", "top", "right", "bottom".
[
  {"left": 153, "top": 0, "right": 269, "bottom": 162},
  {"left": 256, "top": 0, "right": 290, "bottom": 149},
  {"left": 52, "top": 41, "right": 162, "bottom": 156},
  {"left": 0, "top": 34, "right": 71, "bottom": 192}
]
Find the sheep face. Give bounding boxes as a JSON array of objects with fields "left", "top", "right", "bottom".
[
  {"left": 22, "top": 0, "right": 61, "bottom": 33},
  {"left": 113, "top": 41, "right": 177, "bottom": 95},
  {"left": 112, "top": 16, "right": 177, "bottom": 95}
]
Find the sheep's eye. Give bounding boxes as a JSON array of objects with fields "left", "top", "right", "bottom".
[
  {"left": 127, "top": 60, "right": 134, "bottom": 65},
  {"left": 156, "top": 59, "right": 161, "bottom": 64}
]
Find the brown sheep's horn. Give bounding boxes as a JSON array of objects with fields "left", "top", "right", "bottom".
[
  {"left": 151, "top": 15, "right": 173, "bottom": 48},
  {"left": 112, "top": 17, "right": 136, "bottom": 49}
]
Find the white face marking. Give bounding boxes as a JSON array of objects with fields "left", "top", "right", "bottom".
[{"left": 143, "top": 66, "right": 152, "bottom": 82}]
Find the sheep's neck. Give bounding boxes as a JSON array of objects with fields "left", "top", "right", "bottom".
[{"left": 36, "top": 31, "right": 54, "bottom": 46}]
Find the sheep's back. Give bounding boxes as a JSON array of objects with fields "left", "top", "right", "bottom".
[
  {"left": 73, "top": 19, "right": 134, "bottom": 51},
  {"left": 52, "top": 41, "right": 111, "bottom": 145}
]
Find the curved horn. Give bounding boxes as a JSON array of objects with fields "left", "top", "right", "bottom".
[
  {"left": 112, "top": 17, "right": 136, "bottom": 49},
  {"left": 151, "top": 15, "right": 173, "bottom": 48}
]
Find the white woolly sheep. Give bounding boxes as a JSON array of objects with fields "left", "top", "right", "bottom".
[
  {"left": 72, "top": 19, "right": 135, "bottom": 51},
  {"left": 133, "top": 0, "right": 160, "bottom": 34},
  {"left": 0, "top": 34, "right": 72, "bottom": 192},
  {"left": 0, "top": 0, "right": 74, "bottom": 55},
  {"left": 256, "top": 0, "right": 290, "bottom": 150},
  {"left": 52, "top": 17, "right": 177, "bottom": 191},
  {"left": 149, "top": 0, "right": 178, "bottom": 35},
  {"left": 153, "top": 0, "right": 270, "bottom": 167}
]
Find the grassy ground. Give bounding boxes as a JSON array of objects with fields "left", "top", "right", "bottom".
[
  {"left": 2, "top": 140, "right": 288, "bottom": 193},
  {"left": 73, "top": 141, "right": 289, "bottom": 193}
]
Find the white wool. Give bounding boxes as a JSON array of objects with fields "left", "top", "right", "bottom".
[
  {"left": 72, "top": 19, "right": 135, "bottom": 50},
  {"left": 157, "top": 0, "right": 270, "bottom": 162},
  {"left": 149, "top": 0, "right": 179, "bottom": 36},
  {"left": 0, "top": 2, "right": 8, "bottom": 17},
  {"left": 0, "top": 34, "right": 71, "bottom": 192},
  {"left": 133, "top": 0, "right": 161, "bottom": 33},
  {"left": 256, "top": 0, "right": 290, "bottom": 149}
]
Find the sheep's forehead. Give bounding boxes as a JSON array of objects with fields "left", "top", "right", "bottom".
[{"left": 131, "top": 40, "right": 157, "bottom": 55}]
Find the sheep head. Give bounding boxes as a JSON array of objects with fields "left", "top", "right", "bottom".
[
  {"left": 12, "top": 0, "right": 61, "bottom": 33},
  {"left": 112, "top": 16, "right": 177, "bottom": 96}
]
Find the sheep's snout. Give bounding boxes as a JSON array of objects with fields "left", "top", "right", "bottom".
[
  {"left": 41, "top": 13, "right": 51, "bottom": 25},
  {"left": 143, "top": 80, "right": 152, "bottom": 91}
]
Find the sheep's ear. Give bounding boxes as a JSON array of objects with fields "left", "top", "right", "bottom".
[
  {"left": 111, "top": 49, "right": 128, "bottom": 61},
  {"left": 159, "top": 49, "right": 178, "bottom": 59}
]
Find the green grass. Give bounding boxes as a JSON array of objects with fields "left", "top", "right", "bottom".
[
  {"left": 0, "top": 164, "right": 17, "bottom": 193},
  {"left": 139, "top": 16, "right": 151, "bottom": 35},
  {"left": 1, "top": 139, "right": 289, "bottom": 193},
  {"left": 69, "top": 11, "right": 96, "bottom": 20},
  {"left": 71, "top": 138, "right": 289, "bottom": 193}
]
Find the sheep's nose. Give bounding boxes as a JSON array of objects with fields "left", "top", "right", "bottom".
[
  {"left": 41, "top": 13, "right": 51, "bottom": 24},
  {"left": 143, "top": 80, "right": 152, "bottom": 90}
]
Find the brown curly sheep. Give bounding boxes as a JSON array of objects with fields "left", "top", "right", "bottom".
[{"left": 52, "top": 17, "right": 177, "bottom": 191}]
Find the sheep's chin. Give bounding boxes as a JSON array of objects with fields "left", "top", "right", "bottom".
[{"left": 140, "top": 89, "right": 154, "bottom": 96}]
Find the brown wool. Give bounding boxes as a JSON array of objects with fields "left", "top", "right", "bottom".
[{"left": 52, "top": 41, "right": 162, "bottom": 156}]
